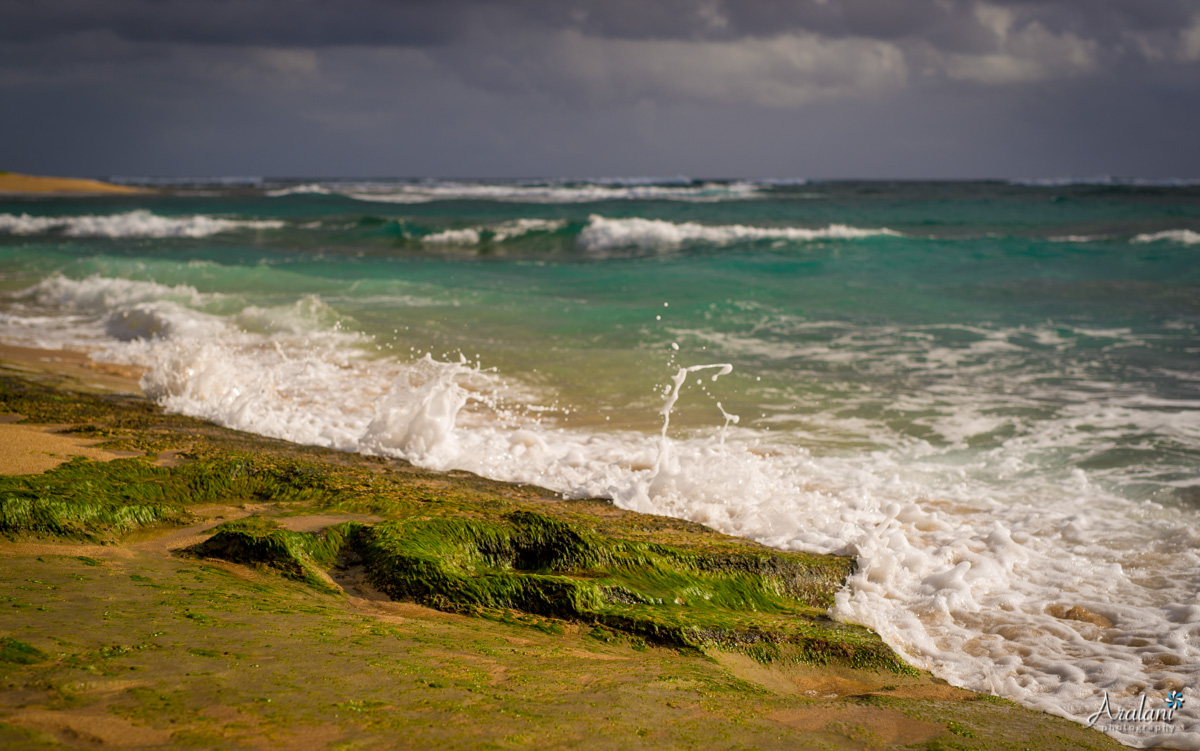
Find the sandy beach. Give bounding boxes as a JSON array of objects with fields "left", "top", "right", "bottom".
[{"left": 0, "top": 172, "right": 148, "bottom": 196}]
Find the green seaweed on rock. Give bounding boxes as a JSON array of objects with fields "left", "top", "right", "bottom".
[
  {"left": 187, "top": 516, "right": 343, "bottom": 589},
  {"left": 320, "top": 513, "right": 913, "bottom": 672},
  {"left": 0, "top": 456, "right": 193, "bottom": 540},
  {"left": 1, "top": 374, "right": 911, "bottom": 673}
]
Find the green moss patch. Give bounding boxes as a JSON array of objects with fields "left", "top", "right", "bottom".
[
  {"left": 0, "top": 637, "right": 46, "bottom": 664},
  {"left": 341, "top": 513, "right": 909, "bottom": 671},
  {"left": 0, "top": 457, "right": 191, "bottom": 540},
  {"left": 2, "top": 373, "right": 907, "bottom": 672},
  {"left": 188, "top": 517, "right": 347, "bottom": 589}
]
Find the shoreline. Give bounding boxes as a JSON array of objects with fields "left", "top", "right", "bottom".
[
  {"left": 0, "top": 344, "right": 145, "bottom": 395},
  {"left": 0, "top": 344, "right": 1131, "bottom": 749},
  {"left": 0, "top": 172, "right": 150, "bottom": 196}
]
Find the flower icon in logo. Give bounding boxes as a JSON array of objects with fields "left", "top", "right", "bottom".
[{"left": 1166, "top": 691, "right": 1185, "bottom": 710}]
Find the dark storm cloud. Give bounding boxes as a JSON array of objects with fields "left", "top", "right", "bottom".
[
  {"left": 3, "top": 0, "right": 1196, "bottom": 51},
  {"left": 2, "top": 0, "right": 1198, "bottom": 178},
  {"left": 0, "top": 0, "right": 473, "bottom": 47}
]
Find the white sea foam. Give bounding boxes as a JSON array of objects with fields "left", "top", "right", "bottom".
[
  {"left": 1131, "top": 229, "right": 1200, "bottom": 245},
  {"left": 2, "top": 274, "right": 1198, "bottom": 748},
  {"left": 22, "top": 275, "right": 213, "bottom": 312},
  {"left": 256, "top": 178, "right": 823, "bottom": 204},
  {"left": 264, "top": 183, "right": 334, "bottom": 197},
  {"left": 577, "top": 215, "right": 899, "bottom": 251},
  {"left": 0, "top": 210, "right": 284, "bottom": 238},
  {"left": 1049, "top": 234, "right": 1109, "bottom": 243},
  {"left": 422, "top": 228, "right": 482, "bottom": 245}
]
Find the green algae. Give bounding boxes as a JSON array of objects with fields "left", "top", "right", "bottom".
[
  {"left": 344, "top": 513, "right": 909, "bottom": 670},
  {"left": 0, "top": 374, "right": 916, "bottom": 671},
  {"left": 187, "top": 517, "right": 345, "bottom": 590},
  {"left": 0, "top": 456, "right": 193, "bottom": 540},
  {"left": 0, "top": 637, "right": 46, "bottom": 665},
  {"left": 181, "top": 509, "right": 904, "bottom": 669},
  {"left": 1, "top": 373, "right": 910, "bottom": 672}
]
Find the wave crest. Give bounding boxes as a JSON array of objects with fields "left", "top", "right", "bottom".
[
  {"left": 278, "top": 180, "right": 765, "bottom": 204},
  {"left": 422, "top": 218, "right": 567, "bottom": 245},
  {"left": 1131, "top": 229, "right": 1200, "bottom": 245},
  {"left": 0, "top": 210, "right": 284, "bottom": 238},
  {"left": 577, "top": 215, "right": 899, "bottom": 251}
]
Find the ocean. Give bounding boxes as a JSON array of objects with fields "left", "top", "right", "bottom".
[{"left": 2, "top": 177, "right": 1198, "bottom": 746}]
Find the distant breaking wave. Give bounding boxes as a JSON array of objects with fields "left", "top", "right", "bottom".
[
  {"left": 265, "top": 183, "right": 334, "bottom": 197},
  {"left": 1010, "top": 176, "right": 1200, "bottom": 188},
  {"left": 1131, "top": 229, "right": 1200, "bottom": 245},
  {"left": 577, "top": 215, "right": 899, "bottom": 251},
  {"left": 268, "top": 179, "right": 772, "bottom": 204},
  {"left": 410, "top": 215, "right": 900, "bottom": 250},
  {"left": 109, "top": 176, "right": 265, "bottom": 187},
  {"left": 422, "top": 219, "right": 566, "bottom": 245},
  {"left": 0, "top": 210, "right": 284, "bottom": 238}
]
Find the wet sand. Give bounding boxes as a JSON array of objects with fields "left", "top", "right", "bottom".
[{"left": 0, "top": 343, "right": 144, "bottom": 395}]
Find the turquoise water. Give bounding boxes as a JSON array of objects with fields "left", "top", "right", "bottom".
[{"left": 2, "top": 178, "right": 1199, "bottom": 745}]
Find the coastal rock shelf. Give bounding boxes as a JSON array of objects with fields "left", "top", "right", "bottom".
[
  {"left": 0, "top": 373, "right": 1126, "bottom": 749},
  {"left": 0, "top": 374, "right": 903, "bottom": 671}
]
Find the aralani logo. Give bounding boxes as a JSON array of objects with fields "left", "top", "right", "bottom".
[{"left": 1086, "top": 690, "right": 1185, "bottom": 735}]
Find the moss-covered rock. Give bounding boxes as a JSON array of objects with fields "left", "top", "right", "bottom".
[
  {"left": 1, "top": 373, "right": 908, "bottom": 672},
  {"left": 187, "top": 517, "right": 332, "bottom": 588}
]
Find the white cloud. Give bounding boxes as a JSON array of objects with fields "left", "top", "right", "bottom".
[
  {"left": 1179, "top": 16, "right": 1200, "bottom": 61},
  {"left": 938, "top": 6, "right": 1097, "bottom": 84},
  {"left": 253, "top": 48, "right": 319, "bottom": 76}
]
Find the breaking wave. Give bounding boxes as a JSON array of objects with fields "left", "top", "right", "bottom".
[
  {"left": 422, "top": 219, "right": 567, "bottom": 245},
  {"left": 0, "top": 210, "right": 284, "bottom": 238},
  {"left": 268, "top": 179, "right": 765, "bottom": 204},
  {"left": 1010, "top": 177, "right": 1200, "bottom": 188},
  {"left": 577, "top": 215, "right": 899, "bottom": 251},
  {"left": 1132, "top": 229, "right": 1200, "bottom": 245}
]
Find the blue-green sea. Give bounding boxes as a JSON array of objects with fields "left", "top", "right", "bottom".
[{"left": 2, "top": 177, "right": 1198, "bottom": 745}]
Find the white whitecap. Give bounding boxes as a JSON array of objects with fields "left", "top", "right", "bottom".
[
  {"left": 1132, "top": 229, "right": 1200, "bottom": 245},
  {"left": 0, "top": 210, "right": 283, "bottom": 238},
  {"left": 577, "top": 215, "right": 899, "bottom": 251}
]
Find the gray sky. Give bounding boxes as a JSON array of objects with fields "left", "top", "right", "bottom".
[{"left": 3, "top": 0, "right": 1199, "bottom": 179}]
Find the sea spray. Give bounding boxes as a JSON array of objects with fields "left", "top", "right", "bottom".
[
  {"left": 649, "top": 364, "right": 734, "bottom": 500},
  {"left": 361, "top": 355, "right": 471, "bottom": 462}
]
